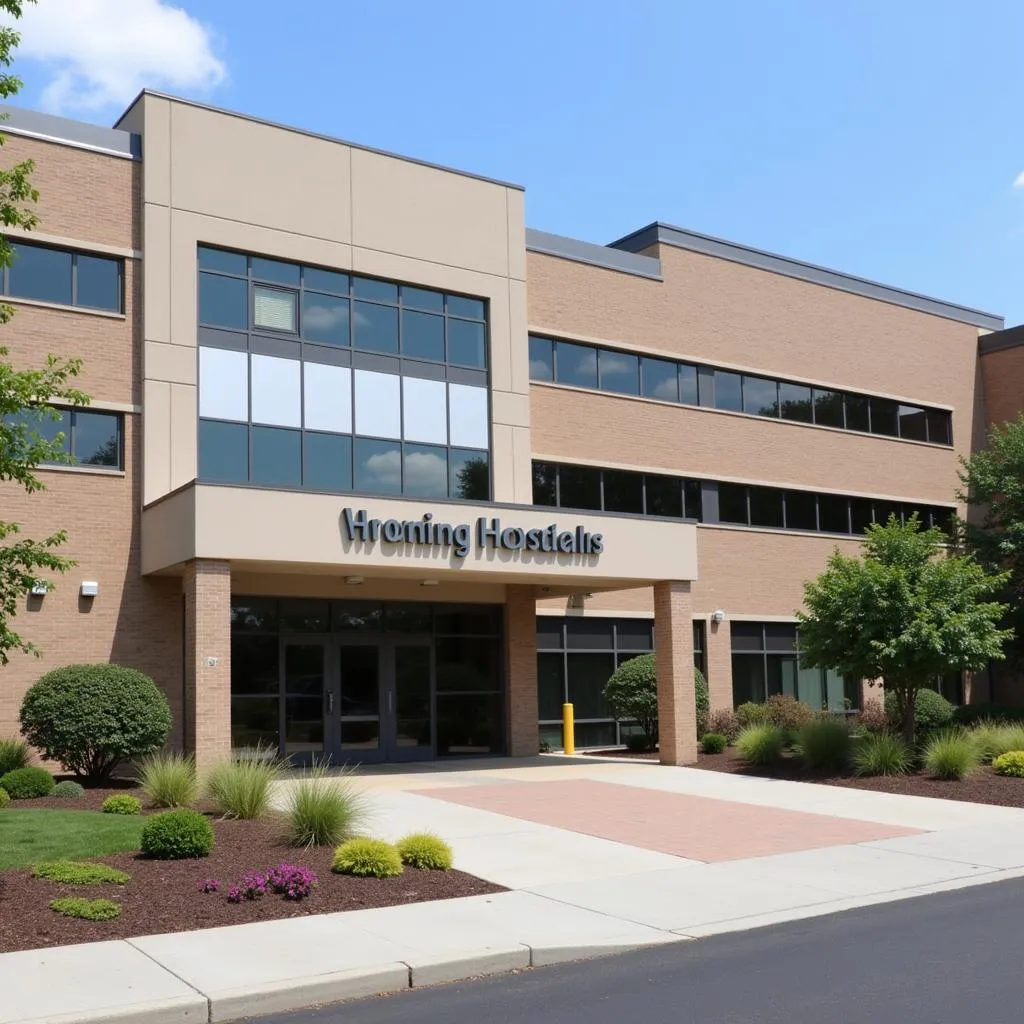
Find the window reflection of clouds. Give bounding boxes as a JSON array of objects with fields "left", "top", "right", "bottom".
[{"left": 404, "top": 446, "right": 448, "bottom": 496}]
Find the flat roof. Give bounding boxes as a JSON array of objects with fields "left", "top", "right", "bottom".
[{"left": 0, "top": 103, "right": 138, "bottom": 158}]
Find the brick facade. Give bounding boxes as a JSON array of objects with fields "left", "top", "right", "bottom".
[
  {"left": 653, "top": 581, "right": 697, "bottom": 764},
  {"left": 504, "top": 585, "right": 540, "bottom": 756}
]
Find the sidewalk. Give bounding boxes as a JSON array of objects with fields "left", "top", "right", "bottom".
[{"left": 5, "top": 758, "right": 1024, "bottom": 1024}]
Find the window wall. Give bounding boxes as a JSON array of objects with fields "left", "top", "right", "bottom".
[
  {"left": 730, "top": 622, "right": 857, "bottom": 711},
  {"left": 4, "top": 407, "right": 123, "bottom": 470},
  {"left": 197, "top": 246, "right": 490, "bottom": 500},
  {"left": 537, "top": 617, "right": 706, "bottom": 749},
  {"left": 529, "top": 334, "right": 953, "bottom": 447},
  {"left": 533, "top": 461, "right": 955, "bottom": 537},
  {"left": 3, "top": 241, "right": 123, "bottom": 313}
]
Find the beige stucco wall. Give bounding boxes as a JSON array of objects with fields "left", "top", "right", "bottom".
[{"left": 121, "top": 95, "right": 531, "bottom": 508}]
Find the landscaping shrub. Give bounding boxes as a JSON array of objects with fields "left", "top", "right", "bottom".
[
  {"left": 0, "top": 766, "right": 54, "bottom": 799},
  {"left": 884, "top": 688, "right": 953, "bottom": 738},
  {"left": 19, "top": 664, "right": 171, "bottom": 785},
  {"left": 51, "top": 780, "right": 85, "bottom": 799},
  {"left": 267, "top": 864, "right": 319, "bottom": 900},
  {"left": 797, "top": 719, "right": 852, "bottom": 773},
  {"left": 102, "top": 794, "right": 141, "bottom": 815},
  {"left": 953, "top": 703, "right": 1024, "bottom": 726},
  {"left": 765, "top": 694, "right": 816, "bottom": 733},
  {"left": 993, "top": 751, "right": 1024, "bottom": 778},
  {"left": 204, "top": 747, "right": 287, "bottom": 820},
  {"left": 49, "top": 897, "right": 121, "bottom": 921},
  {"left": 736, "top": 702, "right": 772, "bottom": 728},
  {"left": 0, "top": 737, "right": 30, "bottom": 775},
  {"left": 331, "top": 837, "right": 403, "bottom": 878},
  {"left": 970, "top": 723, "right": 1024, "bottom": 764},
  {"left": 735, "top": 725, "right": 785, "bottom": 766},
  {"left": 707, "top": 708, "right": 740, "bottom": 742},
  {"left": 857, "top": 698, "right": 889, "bottom": 734},
  {"left": 853, "top": 732, "right": 912, "bottom": 776},
  {"left": 141, "top": 809, "right": 215, "bottom": 859},
  {"left": 138, "top": 752, "right": 197, "bottom": 808},
  {"left": 923, "top": 731, "right": 979, "bottom": 780},
  {"left": 33, "top": 860, "right": 130, "bottom": 885},
  {"left": 602, "top": 654, "right": 707, "bottom": 748},
  {"left": 701, "top": 732, "right": 727, "bottom": 754},
  {"left": 624, "top": 733, "right": 651, "bottom": 753},
  {"left": 227, "top": 869, "right": 268, "bottom": 902},
  {"left": 396, "top": 833, "right": 453, "bottom": 870},
  {"left": 282, "top": 764, "right": 366, "bottom": 848},
  {"left": 0, "top": 787, "right": 9, "bottom": 809}
]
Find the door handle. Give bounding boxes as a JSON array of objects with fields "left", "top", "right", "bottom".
[
  {"left": 387, "top": 691, "right": 393, "bottom": 714},
  {"left": 327, "top": 691, "right": 334, "bottom": 714}
]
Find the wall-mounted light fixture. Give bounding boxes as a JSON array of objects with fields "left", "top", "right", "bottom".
[
  {"left": 420, "top": 580, "right": 439, "bottom": 587},
  {"left": 80, "top": 581, "right": 99, "bottom": 598},
  {"left": 344, "top": 576, "right": 365, "bottom": 586},
  {"left": 30, "top": 582, "right": 48, "bottom": 596},
  {"left": 711, "top": 609, "right": 726, "bottom": 623}
]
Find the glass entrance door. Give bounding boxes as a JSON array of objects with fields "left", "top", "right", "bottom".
[
  {"left": 332, "top": 639, "right": 434, "bottom": 763},
  {"left": 281, "top": 639, "right": 327, "bottom": 764}
]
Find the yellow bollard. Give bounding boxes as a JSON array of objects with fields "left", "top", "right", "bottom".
[{"left": 562, "top": 702, "right": 575, "bottom": 755}]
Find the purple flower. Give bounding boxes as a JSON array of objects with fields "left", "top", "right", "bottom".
[
  {"left": 226, "top": 885, "right": 243, "bottom": 904},
  {"left": 196, "top": 878, "right": 221, "bottom": 894},
  {"left": 267, "top": 864, "right": 318, "bottom": 901}
]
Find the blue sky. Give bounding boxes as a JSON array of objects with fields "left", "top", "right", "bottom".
[{"left": 10, "top": 1, "right": 1024, "bottom": 323}]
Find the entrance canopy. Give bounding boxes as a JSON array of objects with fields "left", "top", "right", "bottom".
[{"left": 142, "top": 484, "right": 699, "bottom": 591}]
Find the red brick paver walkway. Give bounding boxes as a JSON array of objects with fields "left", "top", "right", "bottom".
[{"left": 421, "top": 779, "right": 923, "bottom": 862}]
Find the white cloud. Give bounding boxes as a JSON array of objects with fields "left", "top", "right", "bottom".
[
  {"left": 12, "top": 0, "right": 225, "bottom": 114},
  {"left": 1014, "top": 170, "right": 1024, "bottom": 189}
]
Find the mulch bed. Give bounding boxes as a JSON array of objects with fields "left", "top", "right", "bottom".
[
  {"left": 25, "top": 778, "right": 140, "bottom": 812},
  {"left": 0, "top": 795, "right": 504, "bottom": 954},
  {"left": 587, "top": 746, "right": 1024, "bottom": 808}
]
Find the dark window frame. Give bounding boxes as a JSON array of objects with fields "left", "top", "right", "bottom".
[{"left": 6, "top": 240, "right": 124, "bottom": 313}]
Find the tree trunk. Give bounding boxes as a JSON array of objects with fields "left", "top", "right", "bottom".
[{"left": 891, "top": 683, "right": 917, "bottom": 747}]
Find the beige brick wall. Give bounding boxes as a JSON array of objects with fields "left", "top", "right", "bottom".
[
  {"left": 505, "top": 585, "right": 539, "bottom": 756},
  {"left": 653, "top": 581, "right": 697, "bottom": 764}
]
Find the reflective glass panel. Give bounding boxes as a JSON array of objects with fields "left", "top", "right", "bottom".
[
  {"left": 779, "top": 382, "right": 812, "bottom": 423},
  {"left": 76, "top": 254, "right": 121, "bottom": 311},
  {"left": 447, "top": 319, "right": 487, "bottom": 367},
  {"left": 599, "top": 350, "right": 639, "bottom": 395},
  {"left": 401, "top": 310, "right": 445, "bottom": 361},
  {"left": 641, "top": 357, "right": 678, "bottom": 401},
  {"left": 403, "top": 442, "right": 448, "bottom": 497},
  {"left": 354, "top": 437, "right": 401, "bottom": 493},
  {"left": 555, "top": 342, "right": 598, "bottom": 388},
  {"left": 714, "top": 371, "right": 743, "bottom": 412},
  {"left": 353, "top": 301, "right": 399, "bottom": 353},
  {"left": 529, "top": 335, "right": 554, "bottom": 381},
  {"left": 251, "top": 426, "right": 301, "bottom": 488},
  {"left": 9, "top": 244, "right": 72, "bottom": 305},
  {"left": 73, "top": 411, "right": 119, "bottom": 467},
  {"left": 450, "top": 449, "right": 489, "bottom": 500},
  {"left": 302, "top": 292, "right": 349, "bottom": 345},
  {"left": 303, "top": 431, "right": 352, "bottom": 491}
]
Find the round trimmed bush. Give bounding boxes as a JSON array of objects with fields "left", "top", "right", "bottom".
[
  {"left": 102, "top": 794, "right": 141, "bottom": 815},
  {"left": 395, "top": 833, "right": 453, "bottom": 870},
  {"left": 0, "top": 766, "right": 54, "bottom": 799},
  {"left": 141, "top": 809, "right": 214, "bottom": 859},
  {"left": 736, "top": 702, "right": 772, "bottom": 728},
  {"left": 884, "top": 688, "right": 954, "bottom": 738},
  {"left": 0, "top": 787, "right": 9, "bottom": 809},
  {"left": 332, "top": 838, "right": 403, "bottom": 877},
  {"left": 52, "top": 780, "right": 85, "bottom": 800},
  {"left": 735, "top": 725, "right": 785, "bottom": 766},
  {"left": 19, "top": 664, "right": 171, "bottom": 785},
  {"left": 701, "top": 732, "right": 727, "bottom": 754},
  {"left": 993, "top": 751, "right": 1024, "bottom": 778}
]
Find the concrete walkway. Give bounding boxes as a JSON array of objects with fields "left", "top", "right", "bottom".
[{"left": 5, "top": 756, "right": 1024, "bottom": 1024}]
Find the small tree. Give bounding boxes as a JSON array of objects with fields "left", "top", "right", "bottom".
[{"left": 797, "top": 515, "right": 1012, "bottom": 745}]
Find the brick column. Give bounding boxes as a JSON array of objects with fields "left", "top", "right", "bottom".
[
  {"left": 654, "top": 581, "right": 697, "bottom": 765},
  {"left": 183, "top": 559, "right": 232, "bottom": 773},
  {"left": 505, "top": 585, "right": 539, "bottom": 757},
  {"left": 705, "top": 617, "right": 733, "bottom": 714}
]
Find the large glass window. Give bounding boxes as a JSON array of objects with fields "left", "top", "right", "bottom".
[
  {"left": 7, "top": 407, "right": 124, "bottom": 470},
  {"left": 5, "top": 241, "right": 122, "bottom": 312},
  {"left": 196, "top": 246, "right": 490, "bottom": 499}
]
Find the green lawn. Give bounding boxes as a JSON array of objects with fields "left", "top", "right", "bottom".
[{"left": 0, "top": 810, "right": 144, "bottom": 870}]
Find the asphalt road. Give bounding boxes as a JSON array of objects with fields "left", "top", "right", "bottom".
[{"left": 248, "top": 879, "right": 1024, "bottom": 1024}]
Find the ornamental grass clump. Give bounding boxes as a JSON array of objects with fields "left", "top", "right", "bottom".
[
  {"left": 52, "top": 780, "right": 85, "bottom": 799},
  {"left": 970, "top": 722, "right": 1024, "bottom": 765},
  {"left": 701, "top": 732, "right": 728, "bottom": 754},
  {"left": 204, "top": 746, "right": 288, "bottom": 820},
  {"left": 281, "top": 762, "right": 367, "bottom": 848},
  {"left": 0, "top": 787, "right": 8, "bottom": 809},
  {"left": 0, "top": 766, "right": 54, "bottom": 799},
  {"left": 49, "top": 897, "right": 121, "bottom": 921},
  {"left": 993, "top": 751, "right": 1024, "bottom": 778},
  {"left": 33, "top": 860, "right": 130, "bottom": 885},
  {"left": 0, "top": 737, "right": 30, "bottom": 776},
  {"left": 396, "top": 833, "right": 453, "bottom": 870},
  {"left": 102, "top": 794, "right": 141, "bottom": 815},
  {"left": 332, "top": 837, "right": 403, "bottom": 878},
  {"left": 141, "top": 808, "right": 215, "bottom": 859},
  {"left": 138, "top": 752, "right": 197, "bottom": 808},
  {"left": 735, "top": 724, "right": 785, "bottom": 766},
  {"left": 796, "top": 719, "right": 852, "bottom": 773},
  {"left": 852, "top": 732, "right": 912, "bottom": 777},
  {"left": 923, "top": 731, "right": 979, "bottom": 781}
]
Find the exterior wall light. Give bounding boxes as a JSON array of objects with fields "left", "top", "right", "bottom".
[
  {"left": 420, "top": 580, "right": 440, "bottom": 587},
  {"left": 344, "top": 576, "right": 365, "bottom": 585},
  {"left": 711, "top": 609, "right": 726, "bottom": 623},
  {"left": 30, "top": 582, "right": 48, "bottom": 596},
  {"left": 80, "top": 581, "right": 99, "bottom": 598}
]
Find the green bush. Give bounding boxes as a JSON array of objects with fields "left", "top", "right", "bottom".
[
  {"left": 736, "top": 702, "right": 772, "bottom": 728},
  {"left": 602, "top": 654, "right": 707, "bottom": 748},
  {"left": 0, "top": 737, "right": 30, "bottom": 775},
  {"left": 953, "top": 703, "right": 1024, "bottom": 726},
  {"left": 923, "top": 731, "right": 979, "bottom": 780},
  {"left": 993, "top": 751, "right": 1024, "bottom": 778},
  {"left": 708, "top": 708, "right": 740, "bottom": 741},
  {"left": 701, "top": 732, "right": 727, "bottom": 754},
  {"left": 853, "top": 733, "right": 913, "bottom": 776},
  {"left": 138, "top": 752, "right": 197, "bottom": 808},
  {"left": 49, "top": 897, "right": 121, "bottom": 921},
  {"left": 282, "top": 764, "right": 367, "bottom": 848},
  {"left": 797, "top": 719, "right": 852, "bottom": 773},
  {"left": 0, "top": 766, "right": 54, "bottom": 798},
  {"left": 624, "top": 733, "right": 652, "bottom": 753},
  {"left": 204, "top": 747, "right": 287, "bottom": 819},
  {"left": 332, "top": 837, "right": 403, "bottom": 877},
  {"left": 102, "top": 794, "right": 141, "bottom": 815},
  {"left": 735, "top": 725, "right": 785, "bottom": 766},
  {"left": 0, "top": 787, "right": 8, "bottom": 809},
  {"left": 968, "top": 722, "right": 1024, "bottom": 764},
  {"left": 140, "top": 809, "right": 215, "bottom": 859},
  {"left": 19, "top": 664, "right": 171, "bottom": 785},
  {"left": 52, "top": 780, "right": 85, "bottom": 799},
  {"left": 33, "top": 860, "right": 130, "bottom": 885},
  {"left": 396, "top": 833, "right": 453, "bottom": 870},
  {"left": 765, "top": 695, "right": 817, "bottom": 733},
  {"left": 884, "top": 688, "right": 954, "bottom": 737}
]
